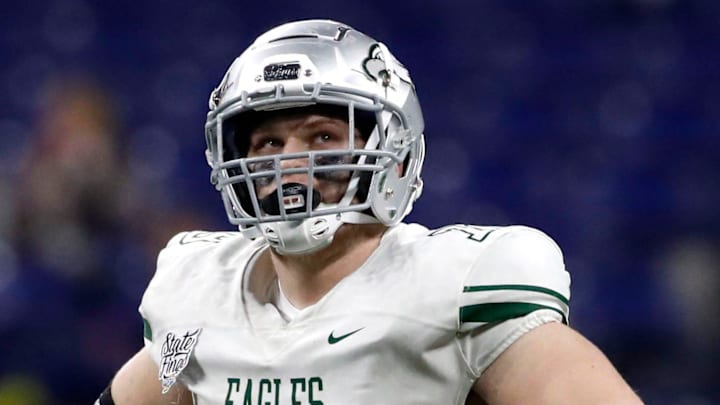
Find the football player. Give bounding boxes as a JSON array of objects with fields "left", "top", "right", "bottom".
[{"left": 97, "top": 19, "right": 643, "bottom": 405}]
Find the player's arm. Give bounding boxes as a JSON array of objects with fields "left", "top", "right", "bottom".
[
  {"left": 473, "top": 322, "right": 643, "bottom": 404},
  {"left": 96, "top": 347, "right": 193, "bottom": 405}
]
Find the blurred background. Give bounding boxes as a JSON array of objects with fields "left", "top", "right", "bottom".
[{"left": 1, "top": 0, "right": 718, "bottom": 403}]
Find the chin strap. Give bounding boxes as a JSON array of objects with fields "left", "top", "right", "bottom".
[
  {"left": 339, "top": 211, "right": 380, "bottom": 224},
  {"left": 238, "top": 209, "right": 379, "bottom": 256},
  {"left": 257, "top": 205, "right": 380, "bottom": 256}
]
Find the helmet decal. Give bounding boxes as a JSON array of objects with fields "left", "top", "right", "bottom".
[
  {"left": 263, "top": 62, "right": 301, "bottom": 81},
  {"left": 363, "top": 44, "right": 391, "bottom": 87}
]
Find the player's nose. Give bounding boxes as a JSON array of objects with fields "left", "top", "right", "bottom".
[
  {"left": 277, "top": 137, "right": 312, "bottom": 184},
  {"left": 278, "top": 137, "right": 310, "bottom": 168}
]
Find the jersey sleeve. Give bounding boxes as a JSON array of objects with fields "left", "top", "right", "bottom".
[
  {"left": 138, "top": 231, "right": 191, "bottom": 347},
  {"left": 138, "top": 230, "right": 247, "bottom": 348},
  {"left": 456, "top": 225, "right": 571, "bottom": 376}
]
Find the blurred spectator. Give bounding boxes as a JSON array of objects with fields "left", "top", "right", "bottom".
[
  {"left": 12, "top": 78, "right": 128, "bottom": 279},
  {"left": 660, "top": 238, "right": 720, "bottom": 352},
  {"left": 1, "top": 77, "right": 211, "bottom": 403}
]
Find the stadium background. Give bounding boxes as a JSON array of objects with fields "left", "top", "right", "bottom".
[{"left": 1, "top": 0, "right": 718, "bottom": 403}]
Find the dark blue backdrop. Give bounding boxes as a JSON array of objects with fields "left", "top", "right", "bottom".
[{"left": 1, "top": 0, "right": 718, "bottom": 403}]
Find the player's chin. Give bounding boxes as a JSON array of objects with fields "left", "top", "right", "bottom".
[{"left": 316, "top": 182, "right": 351, "bottom": 205}]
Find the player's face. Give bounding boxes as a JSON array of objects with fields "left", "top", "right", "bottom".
[{"left": 247, "top": 112, "right": 366, "bottom": 204}]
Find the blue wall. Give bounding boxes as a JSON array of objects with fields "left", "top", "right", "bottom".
[{"left": 1, "top": 1, "right": 718, "bottom": 403}]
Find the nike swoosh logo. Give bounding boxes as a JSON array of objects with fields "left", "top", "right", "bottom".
[{"left": 328, "top": 327, "right": 365, "bottom": 344}]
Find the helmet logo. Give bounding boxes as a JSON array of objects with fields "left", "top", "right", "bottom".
[
  {"left": 363, "top": 44, "right": 391, "bottom": 87},
  {"left": 263, "top": 62, "right": 301, "bottom": 81}
]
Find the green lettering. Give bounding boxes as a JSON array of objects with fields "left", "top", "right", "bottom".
[
  {"left": 226, "top": 376, "right": 320, "bottom": 405},
  {"left": 243, "top": 378, "right": 253, "bottom": 405},
  {"left": 290, "top": 378, "right": 306, "bottom": 405},
  {"left": 273, "top": 379, "right": 281, "bottom": 405},
  {"left": 259, "top": 378, "right": 277, "bottom": 405},
  {"left": 225, "top": 378, "right": 241, "bottom": 405},
  {"left": 308, "top": 377, "right": 324, "bottom": 405}
]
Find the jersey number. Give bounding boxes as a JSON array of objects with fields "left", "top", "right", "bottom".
[{"left": 428, "top": 225, "right": 495, "bottom": 243}]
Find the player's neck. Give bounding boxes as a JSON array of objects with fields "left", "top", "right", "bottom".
[{"left": 268, "top": 223, "right": 387, "bottom": 309}]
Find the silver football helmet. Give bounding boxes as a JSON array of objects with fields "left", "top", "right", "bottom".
[{"left": 205, "top": 19, "right": 425, "bottom": 255}]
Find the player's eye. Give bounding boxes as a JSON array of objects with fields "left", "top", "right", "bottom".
[
  {"left": 250, "top": 136, "right": 282, "bottom": 153},
  {"left": 314, "top": 131, "right": 344, "bottom": 147}
]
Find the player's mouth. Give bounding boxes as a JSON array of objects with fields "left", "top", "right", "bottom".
[{"left": 259, "top": 182, "right": 321, "bottom": 215}]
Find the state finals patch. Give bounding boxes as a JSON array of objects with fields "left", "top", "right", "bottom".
[{"left": 158, "top": 328, "right": 202, "bottom": 394}]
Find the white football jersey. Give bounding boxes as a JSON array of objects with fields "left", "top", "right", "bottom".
[{"left": 140, "top": 223, "right": 570, "bottom": 404}]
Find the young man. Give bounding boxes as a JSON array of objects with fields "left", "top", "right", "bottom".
[{"left": 98, "top": 19, "right": 643, "bottom": 404}]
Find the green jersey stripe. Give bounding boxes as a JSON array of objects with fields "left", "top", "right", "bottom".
[
  {"left": 460, "top": 302, "right": 567, "bottom": 324},
  {"left": 143, "top": 318, "right": 153, "bottom": 341},
  {"left": 462, "top": 284, "right": 569, "bottom": 305}
]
